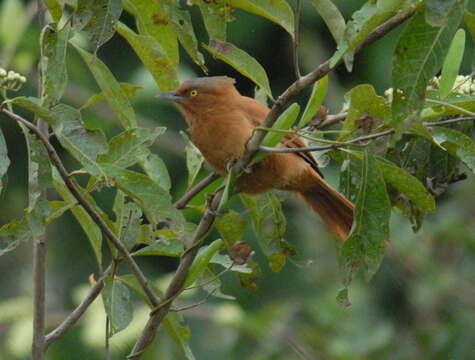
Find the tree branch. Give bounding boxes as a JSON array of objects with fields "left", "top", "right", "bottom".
[
  {"left": 174, "top": 172, "right": 220, "bottom": 209},
  {"left": 127, "top": 8, "right": 416, "bottom": 359},
  {"left": 45, "top": 264, "right": 113, "bottom": 347},
  {"left": 0, "top": 108, "right": 161, "bottom": 308}
]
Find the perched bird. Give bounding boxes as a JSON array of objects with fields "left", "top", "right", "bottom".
[{"left": 156, "top": 76, "right": 354, "bottom": 241}]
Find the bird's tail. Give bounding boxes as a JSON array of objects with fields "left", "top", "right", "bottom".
[{"left": 298, "top": 179, "right": 354, "bottom": 242}]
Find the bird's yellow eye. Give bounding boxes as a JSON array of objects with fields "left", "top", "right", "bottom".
[{"left": 190, "top": 89, "right": 198, "bottom": 97}]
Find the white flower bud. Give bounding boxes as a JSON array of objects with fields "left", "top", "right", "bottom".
[
  {"left": 19, "top": 76, "right": 26, "bottom": 83},
  {"left": 7, "top": 70, "right": 15, "bottom": 80},
  {"left": 0, "top": 68, "right": 6, "bottom": 77}
]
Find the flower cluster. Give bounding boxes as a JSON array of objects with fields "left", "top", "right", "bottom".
[
  {"left": 0, "top": 67, "right": 27, "bottom": 92},
  {"left": 428, "top": 75, "right": 475, "bottom": 95}
]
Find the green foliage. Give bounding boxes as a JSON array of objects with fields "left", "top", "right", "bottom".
[
  {"left": 181, "top": 132, "right": 204, "bottom": 189},
  {"left": 430, "top": 127, "right": 475, "bottom": 173},
  {"left": 0, "top": 128, "right": 10, "bottom": 195},
  {"left": 308, "top": 0, "right": 345, "bottom": 44},
  {"left": 102, "top": 276, "right": 133, "bottom": 335},
  {"left": 183, "top": 239, "right": 224, "bottom": 288},
  {"left": 299, "top": 75, "right": 328, "bottom": 128},
  {"left": 440, "top": 29, "right": 466, "bottom": 98}
]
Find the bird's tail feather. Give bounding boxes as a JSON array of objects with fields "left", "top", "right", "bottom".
[{"left": 298, "top": 179, "right": 354, "bottom": 242}]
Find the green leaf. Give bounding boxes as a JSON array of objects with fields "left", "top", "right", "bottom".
[
  {"left": 102, "top": 276, "right": 133, "bottom": 335},
  {"left": 425, "top": 0, "right": 456, "bottom": 26},
  {"left": 180, "top": 131, "right": 204, "bottom": 189},
  {"left": 113, "top": 190, "right": 142, "bottom": 251},
  {"left": 28, "top": 133, "right": 52, "bottom": 188},
  {"left": 45, "top": 201, "right": 74, "bottom": 225},
  {"left": 139, "top": 154, "right": 171, "bottom": 192},
  {"left": 0, "top": 199, "right": 50, "bottom": 256},
  {"left": 116, "top": 21, "right": 179, "bottom": 92},
  {"left": 162, "top": 313, "right": 195, "bottom": 360},
  {"left": 131, "top": 238, "right": 184, "bottom": 257},
  {"left": 241, "top": 193, "right": 288, "bottom": 272},
  {"left": 308, "top": 0, "right": 345, "bottom": 44},
  {"left": 228, "top": 0, "right": 294, "bottom": 37},
  {"left": 252, "top": 103, "right": 300, "bottom": 164},
  {"left": 215, "top": 210, "right": 247, "bottom": 248},
  {"left": 122, "top": 0, "right": 178, "bottom": 65},
  {"left": 198, "top": 0, "right": 227, "bottom": 41},
  {"left": 98, "top": 127, "right": 165, "bottom": 168},
  {"left": 217, "top": 167, "right": 237, "bottom": 213},
  {"left": 10, "top": 97, "right": 60, "bottom": 126},
  {"left": 210, "top": 253, "right": 253, "bottom": 274},
  {"left": 200, "top": 267, "right": 235, "bottom": 300},
  {"left": 162, "top": 0, "right": 206, "bottom": 71},
  {"left": 464, "top": 10, "right": 475, "bottom": 43},
  {"left": 0, "top": 128, "right": 10, "bottom": 195},
  {"left": 52, "top": 104, "right": 108, "bottom": 178},
  {"left": 80, "top": 82, "right": 143, "bottom": 110},
  {"left": 72, "top": 43, "right": 137, "bottom": 129},
  {"left": 183, "top": 239, "right": 224, "bottom": 287},
  {"left": 44, "top": 0, "right": 62, "bottom": 23},
  {"left": 339, "top": 84, "right": 390, "bottom": 140},
  {"left": 74, "top": 0, "right": 123, "bottom": 53},
  {"left": 339, "top": 151, "right": 391, "bottom": 280},
  {"left": 299, "top": 75, "right": 328, "bottom": 127},
  {"left": 101, "top": 164, "right": 184, "bottom": 226},
  {"left": 439, "top": 29, "right": 466, "bottom": 98},
  {"left": 52, "top": 169, "right": 102, "bottom": 267},
  {"left": 330, "top": 0, "right": 404, "bottom": 70},
  {"left": 203, "top": 40, "right": 273, "bottom": 100},
  {"left": 41, "top": 24, "right": 70, "bottom": 107},
  {"left": 391, "top": 3, "right": 464, "bottom": 132},
  {"left": 430, "top": 127, "right": 475, "bottom": 173}
]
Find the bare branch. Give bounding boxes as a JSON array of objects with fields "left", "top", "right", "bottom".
[
  {"left": 45, "top": 265, "right": 113, "bottom": 347},
  {"left": 0, "top": 108, "right": 161, "bottom": 309},
  {"left": 128, "top": 8, "right": 416, "bottom": 359},
  {"left": 293, "top": 0, "right": 302, "bottom": 79},
  {"left": 316, "top": 112, "right": 348, "bottom": 128},
  {"left": 174, "top": 172, "right": 220, "bottom": 209}
]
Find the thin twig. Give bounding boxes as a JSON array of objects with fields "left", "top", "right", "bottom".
[
  {"left": 169, "top": 289, "right": 217, "bottom": 312},
  {"left": 0, "top": 108, "right": 161, "bottom": 308},
  {"left": 173, "top": 172, "right": 220, "bottom": 209},
  {"left": 316, "top": 112, "right": 348, "bottom": 128},
  {"left": 423, "top": 116, "right": 475, "bottom": 126},
  {"left": 293, "top": 0, "right": 302, "bottom": 79},
  {"left": 45, "top": 265, "right": 113, "bottom": 347},
  {"left": 128, "top": 8, "right": 417, "bottom": 359}
]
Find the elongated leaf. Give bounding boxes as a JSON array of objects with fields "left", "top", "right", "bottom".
[
  {"left": 340, "top": 84, "right": 390, "bottom": 140},
  {"left": 52, "top": 104, "right": 108, "bottom": 178},
  {"left": 198, "top": 0, "right": 227, "bottom": 41},
  {"left": 98, "top": 127, "right": 165, "bottom": 168},
  {"left": 123, "top": 0, "right": 178, "bottom": 65},
  {"left": 203, "top": 40, "right": 273, "bottom": 100},
  {"left": 299, "top": 75, "right": 328, "bottom": 127},
  {"left": 339, "top": 151, "right": 390, "bottom": 280},
  {"left": 308, "top": 0, "right": 345, "bottom": 43},
  {"left": 228, "top": 0, "right": 294, "bottom": 37},
  {"left": 330, "top": 0, "right": 404, "bottom": 70},
  {"left": 139, "top": 154, "right": 171, "bottom": 192},
  {"left": 72, "top": 44, "right": 137, "bottom": 129},
  {"left": 162, "top": 0, "right": 206, "bottom": 71},
  {"left": 183, "top": 239, "right": 224, "bottom": 287},
  {"left": 210, "top": 253, "right": 252, "bottom": 274},
  {"left": 0, "top": 199, "right": 49, "bottom": 256},
  {"left": 80, "top": 82, "right": 143, "bottom": 110},
  {"left": 132, "top": 238, "right": 184, "bottom": 257},
  {"left": 77, "top": 0, "right": 123, "bottom": 53},
  {"left": 116, "top": 21, "right": 179, "bottom": 91},
  {"left": 102, "top": 276, "right": 133, "bottom": 335},
  {"left": 101, "top": 164, "right": 184, "bottom": 226},
  {"left": 44, "top": 0, "right": 62, "bottom": 23},
  {"left": 10, "top": 97, "right": 60, "bottom": 126},
  {"left": 180, "top": 131, "right": 204, "bottom": 189},
  {"left": 391, "top": 2, "right": 464, "bottom": 132},
  {"left": 425, "top": 0, "right": 456, "bottom": 26},
  {"left": 440, "top": 29, "right": 466, "bottom": 98},
  {"left": 252, "top": 103, "right": 300, "bottom": 164},
  {"left": 430, "top": 127, "right": 475, "bottom": 173},
  {"left": 464, "top": 10, "right": 475, "bottom": 42},
  {"left": 0, "top": 128, "right": 10, "bottom": 195},
  {"left": 52, "top": 169, "right": 102, "bottom": 267},
  {"left": 113, "top": 190, "right": 142, "bottom": 251},
  {"left": 41, "top": 24, "right": 70, "bottom": 107}
]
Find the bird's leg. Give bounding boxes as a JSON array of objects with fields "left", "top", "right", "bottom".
[{"left": 226, "top": 158, "right": 252, "bottom": 175}]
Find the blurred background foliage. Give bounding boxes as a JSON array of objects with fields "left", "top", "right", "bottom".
[{"left": 0, "top": 0, "right": 474, "bottom": 359}]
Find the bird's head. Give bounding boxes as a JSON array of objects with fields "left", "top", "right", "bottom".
[{"left": 155, "top": 76, "right": 238, "bottom": 114}]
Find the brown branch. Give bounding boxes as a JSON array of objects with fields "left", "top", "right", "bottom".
[
  {"left": 0, "top": 108, "right": 161, "bottom": 308},
  {"left": 174, "top": 172, "right": 220, "bottom": 209},
  {"left": 316, "top": 112, "right": 348, "bottom": 128},
  {"left": 128, "top": 8, "right": 416, "bottom": 359},
  {"left": 45, "top": 264, "right": 113, "bottom": 347}
]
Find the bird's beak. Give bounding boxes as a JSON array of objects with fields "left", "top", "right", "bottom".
[{"left": 155, "top": 91, "right": 186, "bottom": 103}]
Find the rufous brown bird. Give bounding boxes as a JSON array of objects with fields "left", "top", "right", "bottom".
[{"left": 156, "top": 76, "right": 354, "bottom": 241}]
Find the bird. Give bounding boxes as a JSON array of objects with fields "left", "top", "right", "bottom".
[{"left": 156, "top": 76, "right": 354, "bottom": 241}]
